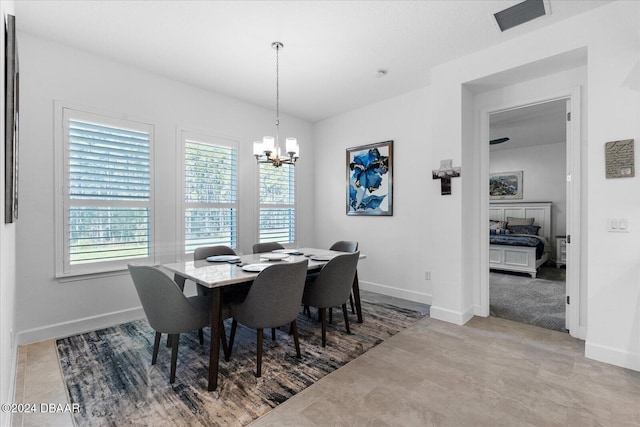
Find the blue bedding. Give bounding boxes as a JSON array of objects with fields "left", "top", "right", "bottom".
[{"left": 489, "top": 234, "right": 545, "bottom": 259}]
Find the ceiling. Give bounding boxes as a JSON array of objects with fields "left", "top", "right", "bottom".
[
  {"left": 14, "top": 0, "right": 610, "bottom": 123},
  {"left": 490, "top": 99, "right": 567, "bottom": 151}
]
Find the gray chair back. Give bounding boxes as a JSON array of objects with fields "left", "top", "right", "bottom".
[
  {"left": 232, "top": 260, "right": 308, "bottom": 329},
  {"left": 194, "top": 245, "right": 236, "bottom": 260},
  {"left": 303, "top": 251, "right": 360, "bottom": 309},
  {"left": 330, "top": 241, "right": 358, "bottom": 253},
  {"left": 252, "top": 242, "right": 285, "bottom": 253},
  {"left": 128, "top": 265, "right": 210, "bottom": 335}
]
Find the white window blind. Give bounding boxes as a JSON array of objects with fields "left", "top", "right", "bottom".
[
  {"left": 259, "top": 163, "right": 295, "bottom": 244},
  {"left": 183, "top": 134, "right": 238, "bottom": 253},
  {"left": 59, "top": 108, "right": 154, "bottom": 275}
]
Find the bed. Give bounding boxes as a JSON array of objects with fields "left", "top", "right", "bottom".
[{"left": 489, "top": 202, "right": 552, "bottom": 278}]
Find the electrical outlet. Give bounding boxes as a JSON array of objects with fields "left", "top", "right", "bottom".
[{"left": 424, "top": 271, "right": 431, "bottom": 280}]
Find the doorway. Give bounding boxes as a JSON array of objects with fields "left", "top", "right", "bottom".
[
  {"left": 478, "top": 87, "right": 582, "bottom": 339},
  {"left": 488, "top": 99, "right": 568, "bottom": 332}
]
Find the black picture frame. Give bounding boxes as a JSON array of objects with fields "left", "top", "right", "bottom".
[
  {"left": 346, "top": 140, "right": 393, "bottom": 216},
  {"left": 5, "top": 14, "right": 18, "bottom": 223}
]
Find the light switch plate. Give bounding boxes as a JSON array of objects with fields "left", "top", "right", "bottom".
[{"left": 608, "top": 218, "right": 630, "bottom": 232}]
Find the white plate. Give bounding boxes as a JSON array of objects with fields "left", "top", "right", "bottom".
[
  {"left": 310, "top": 254, "right": 334, "bottom": 262},
  {"left": 272, "top": 249, "right": 303, "bottom": 255},
  {"left": 206, "top": 255, "right": 240, "bottom": 262},
  {"left": 241, "top": 263, "right": 272, "bottom": 272},
  {"left": 260, "top": 253, "right": 289, "bottom": 261}
]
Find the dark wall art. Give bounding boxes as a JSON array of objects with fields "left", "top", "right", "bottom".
[
  {"left": 4, "top": 14, "right": 18, "bottom": 223},
  {"left": 346, "top": 140, "right": 393, "bottom": 216}
]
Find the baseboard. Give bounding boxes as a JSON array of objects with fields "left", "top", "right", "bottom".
[
  {"left": 585, "top": 341, "right": 640, "bottom": 372},
  {"left": 359, "top": 280, "right": 432, "bottom": 305},
  {"left": 16, "top": 307, "right": 146, "bottom": 346},
  {"left": 430, "top": 304, "right": 475, "bottom": 325},
  {"left": 570, "top": 325, "right": 587, "bottom": 341}
]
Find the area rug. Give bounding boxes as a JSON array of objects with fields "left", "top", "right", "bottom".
[
  {"left": 490, "top": 265, "right": 567, "bottom": 332},
  {"left": 57, "top": 299, "right": 426, "bottom": 426}
]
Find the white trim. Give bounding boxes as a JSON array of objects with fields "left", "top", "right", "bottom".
[
  {"left": 430, "top": 304, "right": 475, "bottom": 326},
  {"left": 16, "top": 307, "right": 145, "bottom": 346},
  {"left": 479, "top": 87, "right": 583, "bottom": 338},
  {"left": 585, "top": 341, "right": 640, "bottom": 372},
  {"left": 54, "top": 101, "right": 156, "bottom": 277},
  {"left": 359, "top": 280, "right": 432, "bottom": 305}
]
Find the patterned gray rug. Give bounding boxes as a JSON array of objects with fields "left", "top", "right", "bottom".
[
  {"left": 57, "top": 300, "right": 426, "bottom": 426},
  {"left": 490, "top": 265, "right": 567, "bottom": 332}
]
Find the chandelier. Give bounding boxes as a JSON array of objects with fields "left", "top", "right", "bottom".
[{"left": 253, "top": 41, "right": 299, "bottom": 167}]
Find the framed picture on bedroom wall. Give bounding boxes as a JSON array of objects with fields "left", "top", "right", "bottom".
[
  {"left": 346, "top": 140, "right": 393, "bottom": 216},
  {"left": 490, "top": 171, "right": 523, "bottom": 200}
]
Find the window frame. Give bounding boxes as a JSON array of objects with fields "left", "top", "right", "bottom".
[
  {"left": 257, "top": 162, "right": 297, "bottom": 245},
  {"left": 177, "top": 128, "right": 239, "bottom": 260},
  {"left": 54, "top": 103, "right": 156, "bottom": 277}
]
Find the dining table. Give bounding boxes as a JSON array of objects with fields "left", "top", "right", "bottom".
[{"left": 162, "top": 247, "right": 364, "bottom": 391}]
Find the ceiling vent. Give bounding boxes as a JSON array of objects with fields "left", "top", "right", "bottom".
[{"left": 493, "top": 0, "right": 548, "bottom": 32}]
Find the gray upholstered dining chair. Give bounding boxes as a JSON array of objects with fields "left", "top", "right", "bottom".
[
  {"left": 251, "top": 240, "right": 288, "bottom": 341},
  {"left": 174, "top": 245, "right": 238, "bottom": 292},
  {"left": 303, "top": 241, "right": 359, "bottom": 319},
  {"left": 329, "top": 241, "right": 359, "bottom": 315},
  {"left": 128, "top": 264, "right": 229, "bottom": 384},
  {"left": 226, "top": 259, "right": 308, "bottom": 377},
  {"left": 302, "top": 251, "right": 360, "bottom": 347},
  {"left": 171, "top": 245, "right": 238, "bottom": 347},
  {"left": 252, "top": 242, "right": 285, "bottom": 253}
]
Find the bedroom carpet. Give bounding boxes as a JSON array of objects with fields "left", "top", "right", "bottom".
[
  {"left": 490, "top": 265, "right": 567, "bottom": 332},
  {"left": 56, "top": 298, "right": 426, "bottom": 426}
]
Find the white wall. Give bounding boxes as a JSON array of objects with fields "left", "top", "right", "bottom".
[
  {"left": 430, "top": 1, "right": 640, "bottom": 371},
  {"left": 1, "top": 1, "right": 17, "bottom": 422},
  {"left": 314, "top": 87, "right": 432, "bottom": 304},
  {"left": 490, "top": 143, "right": 567, "bottom": 240},
  {"left": 14, "top": 32, "right": 315, "bottom": 344}
]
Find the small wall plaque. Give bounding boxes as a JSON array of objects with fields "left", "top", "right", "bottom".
[{"left": 605, "top": 139, "right": 634, "bottom": 178}]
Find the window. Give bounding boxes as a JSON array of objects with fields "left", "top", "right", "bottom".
[
  {"left": 182, "top": 132, "right": 238, "bottom": 254},
  {"left": 258, "top": 163, "right": 295, "bottom": 243},
  {"left": 57, "top": 107, "right": 154, "bottom": 276}
]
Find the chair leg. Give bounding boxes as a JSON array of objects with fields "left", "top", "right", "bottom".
[
  {"left": 169, "top": 333, "right": 179, "bottom": 384},
  {"left": 342, "top": 303, "right": 351, "bottom": 334},
  {"left": 220, "top": 320, "right": 230, "bottom": 361},
  {"left": 320, "top": 308, "right": 327, "bottom": 347},
  {"left": 256, "top": 328, "right": 263, "bottom": 378},
  {"left": 329, "top": 307, "right": 333, "bottom": 324},
  {"left": 228, "top": 319, "right": 238, "bottom": 361},
  {"left": 166, "top": 334, "right": 172, "bottom": 348},
  {"left": 291, "top": 320, "right": 301, "bottom": 358},
  {"left": 349, "top": 293, "right": 355, "bottom": 314},
  {"left": 152, "top": 332, "right": 161, "bottom": 365},
  {"left": 198, "top": 328, "right": 204, "bottom": 345},
  {"left": 272, "top": 328, "right": 276, "bottom": 341},
  {"left": 303, "top": 304, "right": 311, "bottom": 317}
]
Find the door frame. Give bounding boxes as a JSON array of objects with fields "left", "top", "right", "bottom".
[{"left": 478, "top": 86, "right": 582, "bottom": 339}]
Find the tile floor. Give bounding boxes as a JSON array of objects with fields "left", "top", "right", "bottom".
[{"left": 12, "top": 291, "right": 640, "bottom": 426}]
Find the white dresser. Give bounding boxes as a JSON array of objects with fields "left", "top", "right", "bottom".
[{"left": 555, "top": 236, "right": 567, "bottom": 268}]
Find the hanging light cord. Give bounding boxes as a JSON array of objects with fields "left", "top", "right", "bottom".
[{"left": 275, "top": 43, "right": 280, "bottom": 128}]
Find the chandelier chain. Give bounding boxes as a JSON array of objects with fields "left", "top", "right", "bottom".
[{"left": 275, "top": 43, "right": 280, "bottom": 126}]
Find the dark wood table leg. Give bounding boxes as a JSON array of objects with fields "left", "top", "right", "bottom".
[
  {"left": 352, "top": 270, "right": 363, "bottom": 323},
  {"left": 208, "top": 287, "right": 222, "bottom": 391}
]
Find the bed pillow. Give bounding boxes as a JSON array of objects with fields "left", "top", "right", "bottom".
[
  {"left": 507, "top": 216, "right": 534, "bottom": 226},
  {"left": 490, "top": 228, "right": 509, "bottom": 235},
  {"left": 507, "top": 224, "right": 541, "bottom": 235},
  {"left": 489, "top": 220, "right": 507, "bottom": 231}
]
